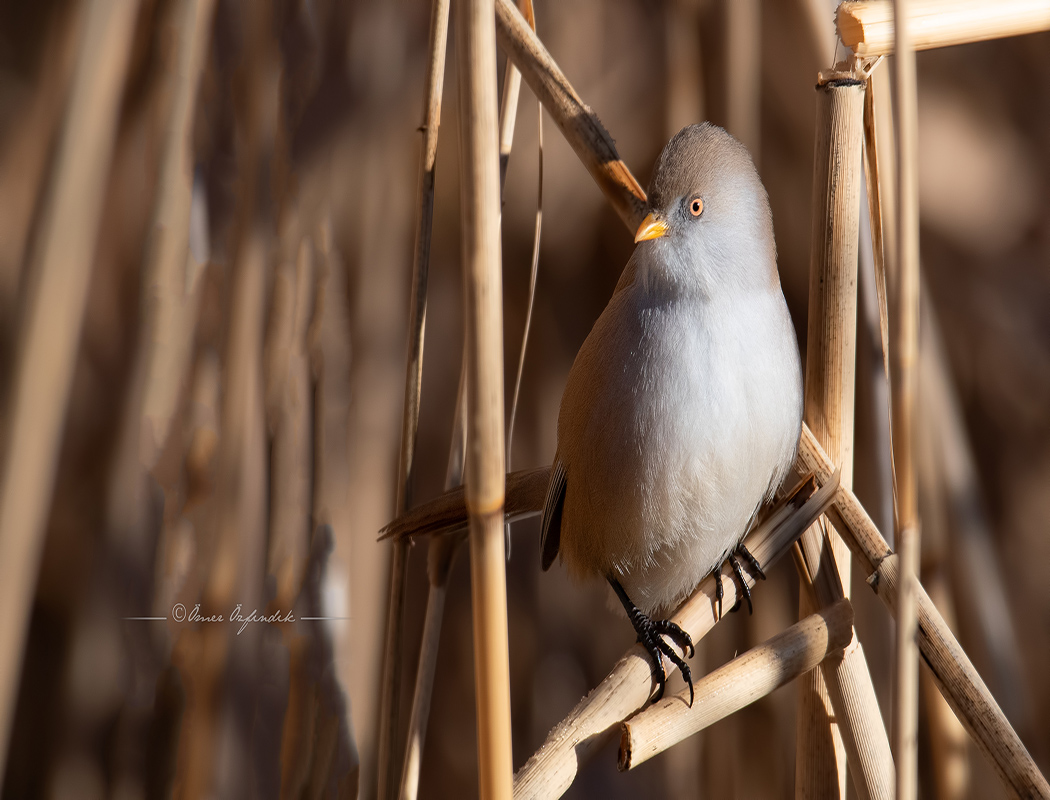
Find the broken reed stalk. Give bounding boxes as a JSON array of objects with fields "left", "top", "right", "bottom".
[
  {"left": 796, "top": 69, "right": 864, "bottom": 800},
  {"left": 493, "top": 0, "right": 647, "bottom": 231},
  {"left": 837, "top": 0, "right": 1050, "bottom": 56},
  {"left": 457, "top": 0, "right": 514, "bottom": 796},
  {"left": 891, "top": 2, "right": 920, "bottom": 798},
  {"left": 620, "top": 599, "right": 854, "bottom": 771},
  {"left": 376, "top": 0, "right": 451, "bottom": 795},
  {"left": 0, "top": 0, "right": 140, "bottom": 782}
]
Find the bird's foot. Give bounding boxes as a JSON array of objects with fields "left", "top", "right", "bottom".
[
  {"left": 714, "top": 543, "right": 767, "bottom": 618},
  {"left": 609, "top": 578, "right": 695, "bottom": 705}
]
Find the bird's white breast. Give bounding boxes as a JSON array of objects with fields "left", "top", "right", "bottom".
[{"left": 555, "top": 261, "right": 802, "bottom": 614}]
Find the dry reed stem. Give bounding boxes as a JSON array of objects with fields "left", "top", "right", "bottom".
[
  {"left": 513, "top": 475, "right": 835, "bottom": 798},
  {"left": 861, "top": 66, "right": 891, "bottom": 377},
  {"left": 820, "top": 631, "right": 896, "bottom": 800},
  {"left": 138, "top": 0, "right": 217, "bottom": 467},
  {"left": 793, "top": 427, "right": 1050, "bottom": 799},
  {"left": 796, "top": 71, "right": 865, "bottom": 800},
  {"left": 620, "top": 599, "right": 855, "bottom": 771},
  {"left": 868, "top": 554, "right": 1050, "bottom": 799},
  {"left": 397, "top": 348, "right": 470, "bottom": 798},
  {"left": 0, "top": 0, "right": 140, "bottom": 782},
  {"left": 494, "top": 0, "right": 647, "bottom": 231},
  {"left": 890, "top": 2, "right": 921, "bottom": 797},
  {"left": 498, "top": 0, "right": 535, "bottom": 186},
  {"left": 0, "top": 7, "right": 81, "bottom": 319},
  {"left": 399, "top": 307, "right": 464, "bottom": 800},
  {"left": 376, "top": 0, "right": 452, "bottom": 795},
  {"left": 837, "top": 0, "right": 1050, "bottom": 56},
  {"left": 795, "top": 522, "right": 895, "bottom": 800},
  {"left": 503, "top": 0, "right": 540, "bottom": 479},
  {"left": 399, "top": 579, "right": 449, "bottom": 800},
  {"left": 266, "top": 237, "right": 315, "bottom": 607},
  {"left": 401, "top": 4, "right": 537, "bottom": 792},
  {"left": 919, "top": 568, "right": 971, "bottom": 800},
  {"left": 457, "top": 0, "right": 514, "bottom": 795}
]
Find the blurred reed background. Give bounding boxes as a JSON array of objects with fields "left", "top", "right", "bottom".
[{"left": 0, "top": 0, "right": 1047, "bottom": 798}]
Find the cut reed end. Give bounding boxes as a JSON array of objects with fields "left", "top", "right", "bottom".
[
  {"left": 618, "top": 723, "right": 634, "bottom": 772},
  {"left": 836, "top": 2, "right": 878, "bottom": 51}
]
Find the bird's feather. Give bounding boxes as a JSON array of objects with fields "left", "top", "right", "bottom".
[{"left": 540, "top": 459, "right": 567, "bottom": 570}]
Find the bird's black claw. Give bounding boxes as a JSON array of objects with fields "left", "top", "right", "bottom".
[
  {"left": 654, "top": 618, "right": 695, "bottom": 659},
  {"left": 609, "top": 578, "right": 695, "bottom": 706},
  {"left": 714, "top": 568, "right": 724, "bottom": 620},
  {"left": 728, "top": 552, "right": 754, "bottom": 615},
  {"left": 737, "top": 543, "right": 766, "bottom": 581},
  {"left": 634, "top": 616, "right": 695, "bottom": 706}
]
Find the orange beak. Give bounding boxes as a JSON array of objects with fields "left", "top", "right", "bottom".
[{"left": 634, "top": 212, "right": 669, "bottom": 243}]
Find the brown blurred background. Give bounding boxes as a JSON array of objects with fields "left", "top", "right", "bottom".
[{"left": 0, "top": 0, "right": 1047, "bottom": 798}]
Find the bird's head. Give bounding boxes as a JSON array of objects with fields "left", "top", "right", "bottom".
[{"left": 633, "top": 122, "right": 778, "bottom": 296}]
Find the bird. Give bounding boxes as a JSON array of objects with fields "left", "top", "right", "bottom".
[{"left": 540, "top": 122, "right": 804, "bottom": 704}]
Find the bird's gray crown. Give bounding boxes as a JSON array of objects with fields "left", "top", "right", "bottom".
[{"left": 646, "top": 122, "right": 761, "bottom": 213}]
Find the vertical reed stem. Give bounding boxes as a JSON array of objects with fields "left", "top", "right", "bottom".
[
  {"left": 0, "top": 0, "right": 140, "bottom": 781},
  {"left": 457, "top": 0, "right": 513, "bottom": 796},
  {"left": 376, "top": 1, "right": 451, "bottom": 796},
  {"left": 891, "top": 1, "right": 921, "bottom": 798},
  {"left": 796, "top": 70, "right": 865, "bottom": 800}
]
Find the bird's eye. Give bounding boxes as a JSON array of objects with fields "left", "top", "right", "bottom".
[{"left": 689, "top": 197, "right": 704, "bottom": 217}]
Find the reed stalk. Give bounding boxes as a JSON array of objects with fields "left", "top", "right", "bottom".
[
  {"left": 794, "top": 427, "right": 1050, "bottom": 799},
  {"left": 376, "top": 0, "right": 451, "bottom": 795},
  {"left": 399, "top": 3, "right": 540, "bottom": 793},
  {"left": 861, "top": 64, "right": 892, "bottom": 376},
  {"left": 796, "top": 68, "right": 865, "bottom": 800},
  {"left": 0, "top": 0, "right": 140, "bottom": 781},
  {"left": 137, "top": 0, "right": 217, "bottom": 468},
  {"left": 498, "top": 0, "right": 535, "bottom": 186},
  {"left": 513, "top": 476, "right": 836, "bottom": 798},
  {"left": 494, "top": 0, "right": 647, "bottom": 230},
  {"left": 457, "top": 0, "right": 514, "bottom": 795},
  {"left": 837, "top": 0, "right": 1050, "bottom": 56},
  {"left": 620, "top": 599, "right": 854, "bottom": 771},
  {"left": 890, "top": 2, "right": 921, "bottom": 797}
]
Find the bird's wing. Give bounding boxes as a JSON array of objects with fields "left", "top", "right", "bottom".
[{"left": 540, "top": 459, "right": 567, "bottom": 571}]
